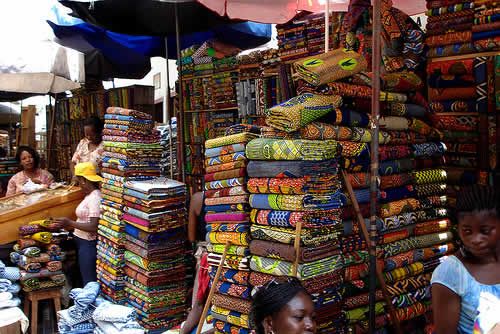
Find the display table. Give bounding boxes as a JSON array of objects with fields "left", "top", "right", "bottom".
[{"left": 0, "top": 187, "right": 84, "bottom": 244}]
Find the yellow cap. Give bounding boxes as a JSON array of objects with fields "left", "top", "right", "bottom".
[{"left": 74, "top": 162, "right": 103, "bottom": 182}]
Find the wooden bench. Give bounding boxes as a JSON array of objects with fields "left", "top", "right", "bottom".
[{"left": 24, "top": 290, "right": 61, "bottom": 334}]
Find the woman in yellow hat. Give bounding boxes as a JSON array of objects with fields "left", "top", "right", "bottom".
[{"left": 56, "top": 162, "right": 102, "bottom": 285}]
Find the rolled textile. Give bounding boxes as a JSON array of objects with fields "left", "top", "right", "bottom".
[
  {"left": 386, "top": 103, "right": 426, "bottom": 118},
  {"left": 20, "top": 263, "right": 41, "bottom": 273},
  {"left": 250, "top": 224, "right": 342, "bottom": 246},
  {"left": 204, "top": 168, "right": 247, "bottom": 182},
  {"left": 427, "top": 58, "right": 474, "bottom": 75},
  {"left": 20, "top": 269, "right": 62, "bottom": 280},
  {"left": 124, "top": 267, "right": 184, "bottom": 288},
  {"left": 425, "top": 30, "right": 473, "bottom": 47},
  {"left": 205, "top": 133, "right": 258, "bottom": 149},
  {"left": 206, "top": 232, "right": 250, "bottom": 246},
  {"left": 205, "top": 144, "right": 246, "bottom": 158},
  {"left": 429, "top": 99, "right": 476, "bottom": 113},
  {"left": 247, "top": 176, "right": 341, "bottom": 195},
  {"left": 265, "top": 94, "right": 342, "bottom": 132},
  {"left": 249, "top": 193, "right": 345, "bottom": 211},
  {"left": 298, "top": 81, "right": 407, "bottom": 102},
  {"left": 413, "top": 219, "right": 451, "bottom": 235},
  {"left": 205, "top": 186, "right": 248, "bottom": 199},
  {"left": 207, "top": 253, "right": 250, "bottom": 271},
  {"left": 250, "top": 254, "right": 343, "bottom": 280},
  {"left": 249, "top": 239, "right": 341, "bottom": 263},
  {"left": 379, "top": 198, "right": 420, "bottom": 218},
  {"left": 429, "top": 87, "right": 476, "bottom": 100},
  {"left": 299, "top": 122, "right": 353, "bottom": 141},
  {"left": 124, "top": 251, "right": 183, "bottom": 272},
  {"left": 427, "top": 42, "right": 476, "bottom": 58},
  {"left": 46, "top": 261, "right": 62, "bottom": 272},
  {"left": 18, "top": 225, "right": 43, "bottom": 236},
  {"left": 428, "top": 74, "right": 475, "bottom": 88},
  {"left": 247, "top": 159, "right": 338, "bottom": 178},
  {"left": 246, "top": 138, "right": 338, "bottom": 161},
  {"left": 213, "top": 321, "right": 251, "bottom": 334},
  {"left": 293, "top": 48, "right": 367, "bottom": 86},
  {"left": 206, "top": 223, "right": 249, "bottom": 233},
  {"left": 381, "top": 231, "right": 454, "bottom": 258},
  {"left": 379, "top": 212, "right": 418, "bottom": 233}
]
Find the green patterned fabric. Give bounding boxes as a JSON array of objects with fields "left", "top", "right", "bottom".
[
  {"left": 250, "top": 224, "right": 342, "bottom": 246},
  {"left": 249, "top": 254, "right": 343, "bottom": 280},
  {"left": 124, "top": 250, "right": 183, "bottom": 271},
  {"left": 246, "top": 138, "right": 338, "bottom": 161},
  {"left": 266, "top": 93, "right": 342, "bottom": 132}
]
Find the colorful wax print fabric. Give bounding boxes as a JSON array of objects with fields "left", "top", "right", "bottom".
[
  {"left": 249, "top": 193, "right": 345, "bottom": 211},
  {"left": 246, "top": 138, "right": 338, "bottom": 161},
  {"left": 247, "top": 176, "right": 341, "bottom": 195}
]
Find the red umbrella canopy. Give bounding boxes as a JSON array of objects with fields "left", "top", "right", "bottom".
[{"left": 197, "top": 0, "right": 426, "bottom": 23}]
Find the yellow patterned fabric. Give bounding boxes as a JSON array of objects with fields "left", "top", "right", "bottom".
[
  {"left": 266, "top": 94, "right": 342, "bottom": 132},
  {"left": 205, "top": 133, "right": 258, "bottom": 149},
  {"left": 246, "top": 138, "right": 338, "bottom": 161}
]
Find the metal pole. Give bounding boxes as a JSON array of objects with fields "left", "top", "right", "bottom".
[
  {"left": 325, "top": 0, "right": 330, "bottom": 52},
  {"left": 369, "top": 0, "right": 382, "bottom": 332},
  {"left": 164, "top": 37, "right": 174, "bottom": 179},
  {"left": 175, "top": 3, "right": 186, "bottom": 183}
]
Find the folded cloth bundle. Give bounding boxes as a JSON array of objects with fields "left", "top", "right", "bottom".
[
  {"left": 246, "top": 138, "right": 338, "bottom": 161},
  {"left": 212, "top": 294, "right": 252, "bottom": 314},
  {"left": 205, "top": 160, "right": 247, "bottom": 174},
  {"left": 247, "top": 175, "right": 341, "bottom": 195},
  {"left": 205, "top": 196, "right": 249, "bottom": 206},
  {"left": 293, "top": 48, "right": 367, "bottom": 85},
  {"left": 206, "top": 204, "right": 249, "bottom": 213},
  {"left": 204, "top": 177, "right": 247, "bottom": 190},
  {"left": 205, "top": 153, "right": 247, "bottom": 167},
  {"left": 265, "top": 93, "right": 342, "bottom": 132},
  {"left": 206, "top": 232, "right": 250, "bottom": 246},
  {"left": 211, "top": 305, "right": 250, "bottom": 328},
  {"left": 106, "top": 107, "right": 152, "bottom": 120},
  {"left": 207, "top": 244, "right": 249, "bottom": 257},
  {"left": 247, "top": 159, "right": 338, "bottom": 178},
  {"left": 18, "top": 225, "right": 43, "bottom": 236},
  {"left": 205, "top": 143, "right": 246, "bottom": 158},
  {"left": 249, "top": 193, "right": 345, "bottom": 211},
  {"left": 250, "top": 208, "right": 341, "bottom": 228},
  {"left": 207, "top": 253, "right": 250, "bottom": 271},
  {"left": 20, "top": 263, "right": 41, "bottom": 273},
  {"left": 124, "top": 251, "right": 183, "bottom": 272},
  {"left": 124, "top": 267, "right": 184, "bottom": 288},
  {"left": 10, "top": 253, "right": 50, "bottom": 266},
  {"left": 215, "top": 281, "right": 251, "bottom": 300},
  {"left": 250, "top": 254, "right": 343, "bottom": 280},
  {"left": 205, "top": 133, "right": 258, "bottom": 149},
  {"left": 250, "top": 239, "right": 341, "bottom": 263},
  {"left": 250, "top": 224, "right": 342, "bottom": 246},
  {"left": 383, "top": 242, "right": 455, "bottom": 272},
  {"left": 204, "top": 168, "right": 246, "bottom": 183},
  {"left": 209, "top": 267, "right": 250, "bottom": 286},
  {"left": 381, "top": 231, "right": 454, "bottom": 258}
]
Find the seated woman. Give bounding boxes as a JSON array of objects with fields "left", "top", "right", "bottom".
[
  {"left": 71, "top": 116, "right": 104, "bottom": 178},
  {"left": 250, "top": 276, "right": 316, "bottom": 334},
  {"left": 56, "top": 162, "right": 102, "bottom": 285},
  {"left": 431, "top": 185, "right": 500, "bottom": 334},
  {"left": 6, "top": 146, "right": 54, "bottom": 196}
]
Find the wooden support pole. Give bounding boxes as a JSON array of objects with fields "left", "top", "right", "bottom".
[
  {"left": 340, "top": 170, "right": 402, "bottom": 334},
  {"left": 195, "top": 241, "right": 231, "bottom": 334}
]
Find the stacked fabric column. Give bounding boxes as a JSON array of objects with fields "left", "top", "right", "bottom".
[
  {"left": 288, "top": 48, "right": 455, "bottom": 331},
  {"left": 245, "top": 136, "right": 347, "bottom": 334},
  {"left": 122, "top": 177, "right": 188, "bottom": 332},
  {"left": 425, "top": 0, "right": 475, "bottom": 58},
  {"left": 159, "top": 120, "right": 178, "bottom": 180},
  {"left": 11, "top": 220, "right": 67, "bottom": 293},
  {"left": 99, "top": 106, "right": 160, "bottom": 304},
  {"left": 472, "top": 0, "right": 500, "bottom": 52},
  {"left": 203, "top": 132, "right": 257, "bottom": 334},
  {"left": 427, "top": 58, "right": 482, "bottom": 197}
]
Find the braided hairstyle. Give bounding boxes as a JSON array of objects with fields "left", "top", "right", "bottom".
[
  {"left": 250, "top": 277, "right": 310, "bottom": 334},
  {"left": 456, "top": 184, "right": 500, "bottom": 218}
]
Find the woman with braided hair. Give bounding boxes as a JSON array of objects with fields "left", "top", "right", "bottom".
[
  {"left": 250, "top": 276, "right": 316, "bottom": 334},
  {"left": 431, "top": 185, "right": 500, "bottom": 334}
]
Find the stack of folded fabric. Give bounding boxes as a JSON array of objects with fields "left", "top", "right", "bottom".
[
  {"left": 277, "top": 18, "right": 308, "bottom": 61},
  {"left": 268, "top": 45, "right": 453, "bottom": 331},
  {"left": 245, "top": 137, "right": 346, "bottom": 334},
  {"left": 122, "top": 177, "right": 188, "bottom": 332},
  {"left": 10, "top": 219, "right": 67, "bottom": 293},
  {"left": 99, "top": 106, "right": 160, "bottom": 304},
  {"left": 203, "top": 132, "right": 258, "bottom": 334},
  {"left": 0, "top": 260, "right": 21, "bottom": 310},
  {"left": 179, "top": 45, "right": 199, "bottom": 76},
  {"left": 211, "top": 71, "right": 239, "bottom": 109},
  {"left": 473, "top": 0, "right": 500, "bottom": 52},
  {"left": 425, "top": 0, "right": 476, "bottom": 58},
  {"left": 238, "top": 51, "right": 264, "bottom": 80},
  {"left": 58, "top": 281, "right": 144, "bottom": 334}
]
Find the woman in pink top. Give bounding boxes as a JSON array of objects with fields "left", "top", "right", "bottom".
[
  {"left": 70, "top": 116, "right": 104, "bottom": 179},
  {"left": 6, "top": 146, "right": 54, "bottom": 196},
  {"left": 56, "top": 162, "right": 102, "bottom": 285}
]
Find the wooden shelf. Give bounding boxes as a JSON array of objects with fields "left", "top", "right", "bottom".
[
  {"left": 184, "top": 107, "right": 238, "bottom": 113},
  {"left": 428, "top": 51, "right": 500, "bottom": 62}
]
